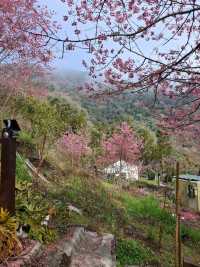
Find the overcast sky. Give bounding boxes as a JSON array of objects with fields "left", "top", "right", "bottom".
[{"left": 40, "top": 0, "right": 89, "bottom": 72}]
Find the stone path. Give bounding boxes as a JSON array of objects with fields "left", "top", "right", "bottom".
[
  {"left": 70, "top": 230, "right": 116, "bottom": 267},
  {"left": 16, "top": 227, "right": 116, "bottom": 267}
]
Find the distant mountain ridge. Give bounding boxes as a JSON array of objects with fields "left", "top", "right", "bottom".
[
  {"left": 48, "top": 69, "right": 89, "bottom": 92},
  {"left": 45, "top": 70, "right": 158, "bottom": 127}
]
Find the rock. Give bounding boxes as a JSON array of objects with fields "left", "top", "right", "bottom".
[
  {"left": 67, "top": 204, "right": 82, "bottom": 215},
  {"left": 70, "top": 230, "right": 116, "bottom": 267},
  {"left": 46, "top": 227, "right": 85, "bottom": 266},
  {"left": 6, "top": 227, "right": 116, "bottom": 267}
]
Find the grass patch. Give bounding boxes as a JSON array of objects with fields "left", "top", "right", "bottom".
[
  {"left": 121, "top": 194, "right": 175, "bottom": 230},
  {"left": 116, "top": 238, "right": 157, "bottom": 266},
  {"left": 49, "top": 176, "right": 128, "bottom": 233}
]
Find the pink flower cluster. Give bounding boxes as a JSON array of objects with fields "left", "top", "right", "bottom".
[
  {"left": 59, "top": 132, "right": 91, "bottom": 161},
  {"left": 99, "top": 122, "right": 142, "bottom": 166}
]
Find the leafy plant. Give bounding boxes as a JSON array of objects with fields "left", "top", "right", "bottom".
[
  {"left": 16, "top": 181, "right": 57, "bottom": 243},
  {"left": 18, "top": 131, "right": 34, "bottom": 149},
  {"left": 0, "top": 208, "right": 22, "bottom": 263},
  {"left": 116, "top": 238, "right": 157, "bottom": 266},
  {"left": 181, "top": 225, "right": 200, "bottom": 246}
]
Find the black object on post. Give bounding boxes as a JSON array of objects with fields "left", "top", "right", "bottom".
[{"left": 0, "top": 120, "right": 20, "bottom": 214}]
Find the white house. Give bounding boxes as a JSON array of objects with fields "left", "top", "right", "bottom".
[{"left": 104, "top": 160, "right": 139, "bottom": 181}]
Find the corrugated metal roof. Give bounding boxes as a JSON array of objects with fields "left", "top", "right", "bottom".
[{"left": 179, "top": 174, "right": 200, "bottom": 181}]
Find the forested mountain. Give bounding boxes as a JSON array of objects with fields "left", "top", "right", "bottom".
[{"left": 45, "top": 70, "right": 157, "bottom": 128}]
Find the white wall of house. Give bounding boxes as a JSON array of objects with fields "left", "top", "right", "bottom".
[{"left": 104, "top": 160, "right": 139, "bottom": 181}]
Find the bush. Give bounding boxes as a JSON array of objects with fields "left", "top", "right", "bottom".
[
  {"left": 16, "top": 180, "right": 57, "bottom": 243},
  {"left": 116, "top": 238, "right": 157, "bottom": 266},
  {"left": 181, "top": 225, "right": 200, "bottom": 246},
  {"left": 0, "top": 208, "right": 22, "bottom": 263}
]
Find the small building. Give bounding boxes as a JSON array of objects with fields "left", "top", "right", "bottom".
[
  {"left": 103, "top": 160, "right": 139, "bottom": 181},
  {"left": 179, "top": 174, "right": 200, "bottom": 212}
]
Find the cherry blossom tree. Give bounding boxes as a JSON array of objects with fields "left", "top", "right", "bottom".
[
  {"left": 99, "top": 122, "right": 142, "bottom": 167},
  {"left": 58, "top": 132, "right": 91, "bottom": 167},
  {"left": 29, "top": 1, "right": 200, "bottom": 127},
  {"left": 0, "top": 0, "right": 55, "bottom": 66},
  {"left": 0, "top": 0, "right": 57, "bottom": 121},
  {"left": 4, "top": 1, "right": 200, "bottom": 127}
]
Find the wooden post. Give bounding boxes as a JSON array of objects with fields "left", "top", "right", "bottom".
[
  {"left": 175, "top": 161, "right": 182, "bottom": 267},
  {"left": 0, "top": 133, "right": 17, "bottom": 214}
]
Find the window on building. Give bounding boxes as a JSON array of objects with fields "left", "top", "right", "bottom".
[{"left": 187, "top": 184, "right": 195, "bottom": 198}]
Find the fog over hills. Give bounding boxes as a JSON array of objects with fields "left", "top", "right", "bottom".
[
  {"left": 48, "top": 69, "right": 89, "bottom": 92},
  {"left": 43, "top": 69, "right": 157, "bottom": 128}
]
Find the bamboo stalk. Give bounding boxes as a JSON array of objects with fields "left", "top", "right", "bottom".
[{"left": 175, "top": 161, "right": 182, "bottom": 267}]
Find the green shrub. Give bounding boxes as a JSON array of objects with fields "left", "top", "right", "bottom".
[
  {"left": 181, "top": 225, "right": 200, "bottom": 246},
  {"left": 18, "top": 131, "right": 33, "bottom": 146},
  {"left": 116, "top": 238, "right": 157, "bottom": 266},
  {"left": 16, "top": 180, "right": 57, "bottom": 243}
]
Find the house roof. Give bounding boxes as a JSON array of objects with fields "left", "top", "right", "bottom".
[{"left": 179, "top": 174, "right": 200, "bottom": 182}]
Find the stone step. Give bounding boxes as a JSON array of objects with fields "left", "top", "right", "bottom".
[
  {"left": 70, "top": 231, "right": 116, "bottom": 267},
  {"left": 8, "top": 227, "right": 116, "bottom": 267},
  {"left": 45, "top": 227, "right": 85, "bottom": 267}
]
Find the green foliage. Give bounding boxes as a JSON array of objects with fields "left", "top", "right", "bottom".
[
  {"left": 0, "top": 208, "right": 21, "bottom": 263},
  {"left": 18, "top": 130, "right": 34, "bottom": 147},
  {"left": 181, "top": 225, "right": 200, "bottom": 246},
  {"left": 15, "top": 96, "right": 63, "bottom": 160},
  {"left": 122, "top": 195, "right": 175, "bottom": 233},
  {"left": 81, "top": 92, "right": 155, "bottom": 128},
  {"left": 16, "top": 181, "right": 57, "bottom": 243},
  {"left": 48, "top": 96, "right": 87, "bottom": 132},
  {"left": 16, "top": 154, "right": 32, "bottom": 182},
  {"left": 137, "top": 125, "right": 157, "bottom": 164},
  {"left": 155, "top": 130, "right": 174, "bottom": 161},
  {"left": 14, "top": 95, "right": 88, "bottom": 162},
  {"left": 116, "top": 238, "right": 157, "bottom": 266},
  {"left": 146, "top": 226, "right": 157, "bottom": 242},
  {"left": 49, "top": 176, "right": 127, "bottom": 233},
  {"left": 17, "top": 96, "right": 60, "bottom": 137}
]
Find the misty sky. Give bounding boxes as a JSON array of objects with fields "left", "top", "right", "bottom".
[{"left": 40, "top": 0, "right": 89, "bottom": 72}]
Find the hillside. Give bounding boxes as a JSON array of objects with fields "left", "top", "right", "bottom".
[
  {"left": 44, "top": 70, "right": 157, "bottom": 127},
  {"left": 1, "top": 70, "right": 200, "bottom": 266},
  {"left": 14, "top": 156, "right": 200, "bottom": 267}
]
